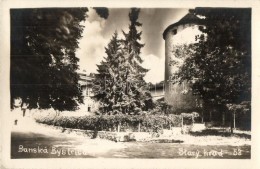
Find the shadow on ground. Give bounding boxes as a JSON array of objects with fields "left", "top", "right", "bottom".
[{"left": 190, "top": 129, "right": 251, "bottom": 139}]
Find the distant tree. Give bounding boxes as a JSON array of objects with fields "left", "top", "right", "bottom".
[
  {"left": 172, "top": 8, "right": 251, "bottom": 123},
  {"left": 93, "top": 8, "right": 152, "bottom": 114}
]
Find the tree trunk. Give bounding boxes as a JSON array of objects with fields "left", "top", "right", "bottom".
[
  {"left": 138, "top": 122, "right": 141, "bottom": 132},
  {"left": 230, "top": 111, "right": 234, "bottom": 134},
  {"left": 209, "top": 111, "right": 212, "bottom": 122},
  {"left": 233, "top": 111, "right": 236, "bottom": 130},
  {"left": 222, "top": 111, "right": 225, "bottom": 126},
  {"left": 93, "top": 127, "right": 98, "bottom": 139},
  {"left": 118, "top": 122, "right": 121, "bottom": 132},
  {"left": 181, "top": 115, "right": 183, "bottom": 128},
  {"left": 201, "top": 110, "right": 204, "bottom": 123}
]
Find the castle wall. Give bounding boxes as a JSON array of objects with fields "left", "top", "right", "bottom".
[{"left": 164, "top": 23, "right": 202, "bottom": 112}]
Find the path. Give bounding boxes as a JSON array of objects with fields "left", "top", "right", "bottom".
[{"left": 11, "top": 116, "right": 251, "bottom": 159}]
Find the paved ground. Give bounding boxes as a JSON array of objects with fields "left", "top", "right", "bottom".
[{"left": 11, "top": 116, "right": 251, "bottom": 159}]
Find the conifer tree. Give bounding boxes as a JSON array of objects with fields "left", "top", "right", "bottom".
[
  {"left": 93, "top": 32, "right": 123, "bottom": 114},
  {"left": 120, "top": 8, "right": 151, "bottom": 114},
  {"left": 93, "top": 8, "right": 152, "bottom": 115}
]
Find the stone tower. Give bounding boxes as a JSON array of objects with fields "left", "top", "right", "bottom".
[{"left": 163, "top": 12, "right": 203, "bottom": 112}]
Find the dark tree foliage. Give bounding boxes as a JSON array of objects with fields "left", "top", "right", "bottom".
[
  {"left": 93, "top": 31, "right": 123, "bottom": 114},
  {"left": 93, "top": 8, "right": 152, "bottom": 115},
  {"left": 120, "top": 8, "right": 152, "bottom": 114},
  {"left": 11, "top": 8, "right": 88, "bottom": 111},
  {"left": 173, "top": 8, "right": 251, "bottom": 111},
  {"left": 93, "top": 7, "right": 109, "bottom": 19}
]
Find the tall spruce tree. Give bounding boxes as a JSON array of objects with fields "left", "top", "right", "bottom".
[
  {"left": 93, "top": 8, "right": 152, "bottom": 115},
  {"left": 120, "top": 8, "right": 151, "bottom": 114},
  {"left": 93, "top": 32, "right": 123, "bottom": 114}
]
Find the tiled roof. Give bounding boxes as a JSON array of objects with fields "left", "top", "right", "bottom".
[{"left": 163, "top": 12, "right": 202, "bottom": 39}]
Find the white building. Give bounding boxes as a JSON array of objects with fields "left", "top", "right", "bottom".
[
  {"left": 78, "top": 70, "right": 98, "bottom": 112},
  {"left": 149, "top": 81, "right": 165, "bottom": 101}
]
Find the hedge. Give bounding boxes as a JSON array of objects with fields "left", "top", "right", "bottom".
[{"left": 35, "top": 114, "right": 183, "bottom": 132}]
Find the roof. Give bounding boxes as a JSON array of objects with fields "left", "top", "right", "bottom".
[
  {"left": 149, "top": 81, "right": 164, "bottom": 90},
  {"left": 78, "top": 72, "right": 94, "bottom": 82},
  {"left": 163, "top": 12, "right": 202, "bottom": 40}
]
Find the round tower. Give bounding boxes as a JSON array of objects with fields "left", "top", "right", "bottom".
[{"left": 163, "top": 12, "right": 204, "bottom": 112}]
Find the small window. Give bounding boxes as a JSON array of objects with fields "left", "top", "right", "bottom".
[
  {"left": 86, "top": 88, "right": 90, "bottom": 96},
  {"left": 88, "top": 106, "right": 91, "bottom": 112},
  {"left": 172, "top": 29, "right": 177, "bottom": 35},
  {"left": 195, "top": 35, "right": 200, "bottom": 41},
  {"left": 199, "top": 26, "right": 204, "bottom": 30}
]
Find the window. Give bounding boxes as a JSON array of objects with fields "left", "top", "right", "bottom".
[
  {"left": 199, "top": 26, "right": 204, "bottom": 30},
  {"left": 195, "top": 35, "right": 200, "bottom": 41},
  {"left": 172, "top": 29, "right": 177, "bottom": 35},
  {"left": 86, "top": 88, "right": 90, "bottom": 96}
]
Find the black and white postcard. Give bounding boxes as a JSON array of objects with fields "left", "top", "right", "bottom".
[{"left": 1, "top": 0, "right": 260, "bottom": 169}]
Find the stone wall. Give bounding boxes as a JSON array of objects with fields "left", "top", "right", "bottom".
[{"left": 38, "top": 123, "right": 186, "bottom": 142}]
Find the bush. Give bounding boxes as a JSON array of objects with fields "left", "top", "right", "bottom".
[
  {"left": 227, "top": 101, "right": 251, "bottom": 130},
  {"left": 35, "top": 114, "right": 183, "bottom": 133}
]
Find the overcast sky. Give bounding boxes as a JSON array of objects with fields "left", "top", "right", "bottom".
[{"left": 76, "top": 8, "right": 188, "bottom": 83}]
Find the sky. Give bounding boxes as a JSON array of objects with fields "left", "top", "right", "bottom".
[{"left": 76, "top": 8, "right": 189, "bottom": 84}]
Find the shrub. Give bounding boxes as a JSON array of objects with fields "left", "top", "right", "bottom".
[{"left": 35, "top": 114, "right": 183, "bottom": 133}]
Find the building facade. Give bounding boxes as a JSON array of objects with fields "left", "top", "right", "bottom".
[
  {"left": 149, "top": 81, "right": 165, "bottom": 101},
  {"left": 78, "top": 70, "right": 98, "bottom": 112},
  {"left": 163, "top": 12, "right": 204, "bottom": 112}
]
